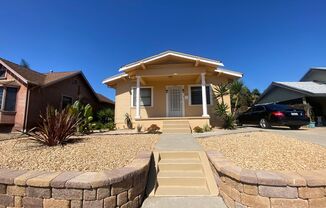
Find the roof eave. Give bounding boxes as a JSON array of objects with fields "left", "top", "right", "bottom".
[{"left": 118, "top": 51, "right": 224, "bottom": 72}]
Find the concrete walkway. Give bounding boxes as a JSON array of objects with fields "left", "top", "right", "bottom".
[
  {"left": 142, "top": 196, "right": 226, "bottom": 208},
  {"left": 142, "top": 133, "right": 226, "bottom": 208},
  {"left": 155, "top": 133, "right": 203, "bottom": 151}
]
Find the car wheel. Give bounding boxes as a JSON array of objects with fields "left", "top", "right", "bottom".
[
  {"left": 289, "top": 125, "right": 301, "bottom": 130},
  {"left": 259, "top": 118, "right": 271, "bottom": 129}
]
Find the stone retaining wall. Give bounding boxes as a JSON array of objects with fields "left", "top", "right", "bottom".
[
  {"left": 207, "top": 151, "right": 326, "bottom": 208},
  {"left": 0, "top": 151, "right": 152, "bottom": 208}
]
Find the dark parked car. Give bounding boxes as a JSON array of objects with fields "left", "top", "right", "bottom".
[{"left": 236, "top": 104, "right": 310, "bottom": 129}]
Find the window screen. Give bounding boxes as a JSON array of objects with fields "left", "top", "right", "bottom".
[
  {"left": 132, "top": 88, "right": 152, "bottom": 106},
  {"left": 190, "top": 86, "right": 210, "bottom": 105}
]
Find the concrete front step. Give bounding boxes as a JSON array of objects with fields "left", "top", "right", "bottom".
[
  {"left": 152, "top": 151, "right": 219, "bottom": 197},
  {"left": 158, "top": 163, "right": 203, "bottom": 171},
  {"left": 154, "top": 186, "right": 211, "bottom": 196},
  {"left": 157, "top": 171, "right": 204, "bottom": 178},
  {"left": 157, "top": 177, "right": 207, "bottom": 187},
  {"left": 159, "top": 152, "right": 200, "bottom": 160},
  {"left": 163, "top": 121, "right": 191, "bottom": 134}
]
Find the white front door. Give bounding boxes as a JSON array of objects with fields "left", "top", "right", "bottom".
[{"left": 167, "top": 86, "right": 184, "bottom": 117}]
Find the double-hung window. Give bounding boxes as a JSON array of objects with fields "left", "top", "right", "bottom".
[
  {"left": 0, "top": 87, "right": 18, "bottom": 111},
  {"left": 189, "top": 86, "right": 211, "bottom": 105},
  {"left": 131, "top": 87, "right": 152, "bottom": 107}
]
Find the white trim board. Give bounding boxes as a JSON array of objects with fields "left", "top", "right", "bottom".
[{"left": 130, "top": 86, "right": 154, "bottom": 108}]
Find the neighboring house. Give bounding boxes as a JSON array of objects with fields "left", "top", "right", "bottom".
[
  {"left": 103, "top": 50, "right": 243, "bottom": 129},
  {"left": 97, "top": 93, "right": 115, "bottom": 109},
  {"left": 0, "top": 57, "right": 114, "bottom": 132},
  {"left": 258, "top": 67, "right": 326, "bottom": 126}
]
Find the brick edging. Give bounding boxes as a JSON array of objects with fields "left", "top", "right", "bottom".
[
  {"left": 0, "top": 151, "right": 153, "bottom": 208},
  {"left": 206, "top": 151, "right": 326, "bottom": 208}
]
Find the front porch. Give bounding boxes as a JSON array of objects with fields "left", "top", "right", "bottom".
[{"left": 135, "top": 116, "right": 210, "bottom": 130}]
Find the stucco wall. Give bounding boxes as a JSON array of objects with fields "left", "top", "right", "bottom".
[
  {"left": 0, "top": 71, "right": 28, "bottom": 131},
  {"left": 114, "top": 73, "right": 231, "bottom": 129}
]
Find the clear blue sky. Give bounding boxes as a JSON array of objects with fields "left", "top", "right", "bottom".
[{"left": 1, "top": 0, "right": 325, "bottom": 100}]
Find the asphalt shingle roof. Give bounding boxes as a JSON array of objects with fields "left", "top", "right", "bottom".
[{"left": 275, "top": 81, "right": 326, "bottom": 95}]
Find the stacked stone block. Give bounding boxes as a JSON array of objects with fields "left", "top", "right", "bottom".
[
  {"left": 0, "top": 151, "right": 152, "bottom": 208},
  {"left": 207, "top": 151, "right": 326, "bottom": 208}
]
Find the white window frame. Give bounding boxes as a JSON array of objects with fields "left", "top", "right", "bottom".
[
  {"left": 131, "top": 86, "right": 154, "bottom": 108},
  {"left": 188, "top": 84, "right": 213, "bottom": 106}
]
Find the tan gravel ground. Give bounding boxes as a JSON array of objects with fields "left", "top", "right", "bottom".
[
  {"left": 198, "top": 132, "right": 326, "bottom": 171},
  {"left": 0, "top": 134, "right": 159, "bottom": 172}
]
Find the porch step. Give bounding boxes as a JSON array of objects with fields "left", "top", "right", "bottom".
[
  {"left": 162, "top": 121, "right": 191, "bottom": 134},
  {"left": 151, "top": 151, "right": 219, "bottom": 197}
]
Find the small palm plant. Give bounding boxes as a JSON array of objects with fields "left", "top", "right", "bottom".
[
  {"left": 24, "top": 106, "right": 80, "bottom": 146},
  {"left": 69, "top": 101, "right": 94, "bottom": 134}
]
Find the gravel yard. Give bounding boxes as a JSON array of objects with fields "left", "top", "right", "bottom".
[
  {"left": 0, "top": 134, "right": 159, "bottom": 172},
  {"left": 198, "top": 132, "right": 326, "bottom": 171}
]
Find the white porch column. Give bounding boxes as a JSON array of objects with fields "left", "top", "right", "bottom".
[
  {"left": 135, "top": 76, "right": 141, "bottom": 119},
  {"left": 201, "top": 73, "right": 209, "bottom": 117}
]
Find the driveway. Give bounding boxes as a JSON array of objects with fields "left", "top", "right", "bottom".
[{"left": 194, "top": 126, "right": 326, "bottom": 147}]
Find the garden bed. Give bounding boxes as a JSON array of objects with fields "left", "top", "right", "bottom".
[
  {"left": 198, "top": 132, "right": 326, "bottom": 171},
  {"left": 0, "top": 134, "right": 159, "bottom": 171}
]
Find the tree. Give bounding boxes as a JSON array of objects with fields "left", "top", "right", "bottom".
[
  {"left": 251, "top": 88, "right": 261, "bottom": 104},
  {"left": 20, "top": 59, "right": 30, "bottom": 69},
  {"left": 211, "top": 83, "right": 229, "bottom": 104},
  {"left": 229, "top": 80, "right": 244, "bottom": 116}
]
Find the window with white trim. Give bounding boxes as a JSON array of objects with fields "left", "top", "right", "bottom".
[
  {"left": 131, "top": 87, "right": 152, "bottom": 107},
  {"left": 190, "top": 86, "right": 211, "bottom": 105}
]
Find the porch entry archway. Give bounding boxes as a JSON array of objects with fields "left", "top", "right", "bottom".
[{"left": 166, "top": 86, "right": 184, "bottom": 117}]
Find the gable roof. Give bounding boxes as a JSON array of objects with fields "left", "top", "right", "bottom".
[
  {"left": 97, "top": 93, "right": 115, "bottom": 105},
  {"left": 0, "top": 58, "right": 80, "bottom": 86},
  {"left": 119, "top": 50, "right": 224, "bottom": 72},
  {"left": 258, "top": 81, "right": 326, "bottom": 103},
  {"left": 300, "top": 67, "right": 326, "bottom": 81},
  {"left": 273, "top": 81, "right": 326, "bottom": 95}
]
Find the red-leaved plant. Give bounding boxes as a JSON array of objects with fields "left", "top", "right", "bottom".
[{"left": 24, "top": 106, "right": 81, "bottom": 146}]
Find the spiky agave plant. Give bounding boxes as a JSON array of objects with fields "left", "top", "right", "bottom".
[{"left": 25, "top": 106, "right": 80, "bottom": 146}]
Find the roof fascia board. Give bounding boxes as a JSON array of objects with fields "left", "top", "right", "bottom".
[
  {"left": 102, "top": 73, "right": 128, "bottom": 84},
  {"left": 214, "top": 69, "right": 243, "bottom": 78},
  {"left": 119, "top": 52, "right": 223, "bottom": 72},
  {"left": 0, "top": 59, "right": 29, "bottom": 84}
]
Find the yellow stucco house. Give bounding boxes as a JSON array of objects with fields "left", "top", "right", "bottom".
[{"left": 103, "top": 51, "right": 243, "bottom": 130}]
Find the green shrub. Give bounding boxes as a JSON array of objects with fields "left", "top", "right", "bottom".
[
  {"left": 223, "top": 113, "right": 236, "bottom": 129},
  {"left": 147, "top": 124, "right": 160, "bottom": 134},
  {"left": 203, "top": 123, "right": 212, "bottom": 132},
  {"left": 24, "top": 106, "right": 80, "bottom": 146},
  {"left": 105, "top": 122, "right": 116, "bottom": 130},
  {"left": 97, "top": 108, "right": 114, "bottom": 124},
  {"left": 69, "top": 101, "right": 94, "bottom": 134},
  {"left": 193, "top": 126, "right": 204, "bottom": 133}
]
